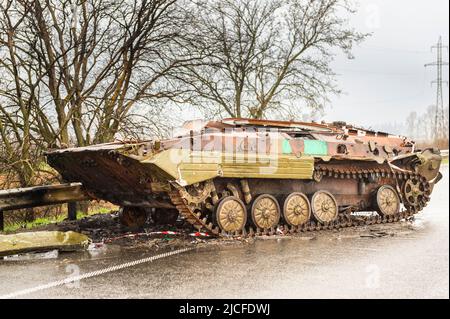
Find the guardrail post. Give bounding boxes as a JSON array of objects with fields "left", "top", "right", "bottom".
[
  {"left": 0, "top": 210, "right": 4, "bottom": 231},
  {"left": 68, "top": 202, "right": 77, "bottom": 221}
]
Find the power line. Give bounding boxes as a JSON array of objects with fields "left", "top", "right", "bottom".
[{"left": 425, "top": 36, "right": 449, "bottom": 141}]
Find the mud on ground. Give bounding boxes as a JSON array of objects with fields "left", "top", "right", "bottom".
[
  {"left": 6, "top": 208, "right": 424, "bottom": 258},
  {"left": 6, "top": 211, "right": 254, "bottom": 254}
]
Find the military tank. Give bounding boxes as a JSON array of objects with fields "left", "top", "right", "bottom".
[{"left": 46, "top": 118, "right": 443, "bottom": 236}]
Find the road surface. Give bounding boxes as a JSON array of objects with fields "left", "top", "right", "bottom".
[{"left": 0, "top": 166, "right": 448, "bottom": 299}]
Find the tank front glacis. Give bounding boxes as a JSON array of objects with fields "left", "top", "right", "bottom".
[{"left": 46, "top": 118, "right": 442, "bottom": 235}]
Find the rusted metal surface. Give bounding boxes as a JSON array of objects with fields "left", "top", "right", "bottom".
[
  {"left": 43, "top": 118, "right": 442, "bottom": 237},
  {"left": 47, "top": 118, "right": 418, "bottom": 188},
  {"left": 164, "top": 165, "right": 432, "bottom": 237},
  {"left": 47, "top": 150, "right": 175, "bottom": 209},
  {"left": 0, "top": 183, "right": 90, "bottom": 211}
]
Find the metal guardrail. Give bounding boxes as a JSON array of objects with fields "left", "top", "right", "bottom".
[
  {"left": 0, "top": 183, "right": 90, "bottom": 231},
  {"left": 0, "top": 183, "right": 89, "bottom": 211}
]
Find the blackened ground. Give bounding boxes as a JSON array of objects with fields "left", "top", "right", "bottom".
[{"left": 8, "top": 208, "right": 194, "bottom": 245}]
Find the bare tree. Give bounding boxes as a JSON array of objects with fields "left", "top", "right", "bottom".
[
  {"left": 399, "top": 105, "right": 448, "bottom": 150},
  {"left": 405, "top": 111, "right": 418, "bottom": 138},
  {"left": 0, "top": 0, "right": 370, "bottom": 223},
  {"left": 181, "top": 0, "right": 368, "bottom": 119},
  {"left": 0, "top": 0, "right": 197, "bottom": 189}
]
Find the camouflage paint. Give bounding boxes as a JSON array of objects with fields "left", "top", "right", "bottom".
[
  {"left": 144, "top": 149, "right": 314, "bottom": 186},
  {"left": 304, "top": 140, "right": 328, "bottom": 156}
]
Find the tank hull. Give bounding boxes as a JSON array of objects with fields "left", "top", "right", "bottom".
[{"left": 46, "top": 118, "right": 443, "bottom": 234}]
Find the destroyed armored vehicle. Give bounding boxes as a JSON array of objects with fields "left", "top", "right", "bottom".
[{"left": 47, "top": 118, "right": 443, "bottom": 235}]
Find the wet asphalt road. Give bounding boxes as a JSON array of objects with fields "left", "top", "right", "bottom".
[{"left": 0, "top": 166, "right": 448, "bottom": 299}]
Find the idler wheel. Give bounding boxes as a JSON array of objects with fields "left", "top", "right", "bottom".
[
  {"left": 119, "top": 206, "right": 148, "bottom": 229},
  {"left": 311, "top": 191, "right": 338, "bottom": 223},
  {"left": 283, "top": 192, "right": 311, "bottom": 226},
  {"left": 403, "top": 179, "right": 425, "bottom": 208},
  {"left": 375, "top": 185, "right": 400, "bottom": 216},
  {"left": 251, "top": 194, "right": 281, "bottom": 230},
  {"left": 215, "top": 196, "right": 247, "bottom": 232}
]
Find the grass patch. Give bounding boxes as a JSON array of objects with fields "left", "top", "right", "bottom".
[
  {"left": 90, "top": 207, "right": 111, "bottom": 215},
  {"left": 1, "top": 207, "right": 112, "bottom": 234},
  {"left": 2, "top": 215, "right": 66, "bottom": 233},
  {"left": 442, "top": 157, "right": 449, "bottom": 165}
]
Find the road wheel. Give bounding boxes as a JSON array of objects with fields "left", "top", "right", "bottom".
[
  {"left": 215, "top": 196, "right": 247, "bottom": 232},
  {"left": 375, "top": 185, "right": 400, "bottom": 216},
  {"left": 251, "top": 194, "right": 280, "bottom": 229},
  {"left": 283, "top": 192, "right": 311, "bottom": 226},
  {"left": 311, "top": 191, "right": 338, "bottom": 223}
]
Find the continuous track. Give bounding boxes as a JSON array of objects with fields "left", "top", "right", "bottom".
[{"left": 169, "top": 164, "right": 431, "bottom": 238}]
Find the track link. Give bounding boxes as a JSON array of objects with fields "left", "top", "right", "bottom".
[{"left": 168, "top": 185, "right": 220, "bottom": 235}]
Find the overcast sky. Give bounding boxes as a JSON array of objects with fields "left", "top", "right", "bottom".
[{"left": 324, "top": 0, "right": 449, "bottom": 130}]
